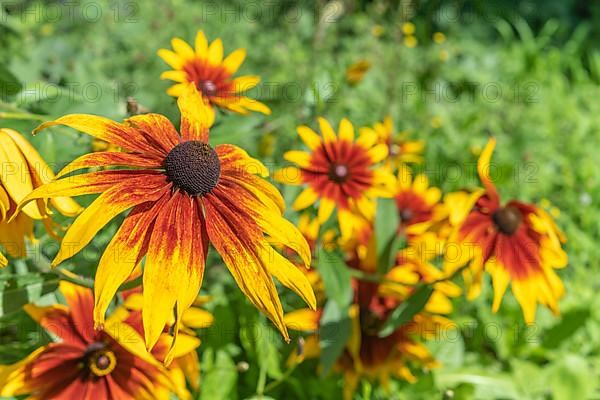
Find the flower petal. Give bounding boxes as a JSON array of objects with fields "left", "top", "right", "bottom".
[
  {"left": 56, "top": 152, "right": 161, "bottom": 178},
  {"left": 125, "top": 113, "right": 182, "bottom": 153},
  {"left": 159, "top": 70, "right": 187, "bottom": 82},
  {"left": 283, "top": 150, "right": 311, "bottom": 168},
  {"left": 222, "top": 48, "right": 246, "bottom": 74},
  {"left": 293, "top": 187, "right": 319, "bottom": 211},
  {"left": 177, "top": 84, "right": 215, "bottom": 142},
  {"left": 338, "top": 118, "right": 355, "bottom": 142},
  {"left": 143, "top": 193, "right": 206, "bottom": 351},
  {"left": 207, "top": 38, "right": 223, "bottom": 65},
  {"left": 157, "top": 49, "right": 184, "bottom": 69},
  {"left": 171, "top": 37, "right": 195, "bottom": 60},
  {"left": 203, "top": 193, "right": 289, "bottom": 341},
  {"left": 297, "top": 126, "right": 322, "bottom": 150},
  {"left": 195, "top": 31, "right": 209, "bottom": 57},
  {"left": 477, "top": 138, "right": 499, "bottom": 202},
  {"left": 94, "top": 193, "right": 170, "bottom": 327},
  {"left": 230, "top": 75, "right": 260, "bottom": 93},
  {"left": 33, "top": 114, "right": 164, "bottom": 157},
  {"left": 52, "top": 174, "right": 169, "bottom": 265}
]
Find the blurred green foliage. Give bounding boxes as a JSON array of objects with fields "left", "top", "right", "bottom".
[{"left": 1, "top": 0, "right": 599, "bottom": 399}]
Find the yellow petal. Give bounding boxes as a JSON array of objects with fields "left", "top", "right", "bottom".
[
  {"left": 263, "top": 250, "right": 316, "bottom": 310},
  {"left": 181, "top": 307, "right": 214, "bottom": 328},
  {"left": 207, "top": 38, "right": 223, "bottom": 65},
  {"left": 283, "top": 150, "right": 311, "bottom": 168},
  {"left": 160, "top": 70, "right": 188, "bottom": 83},
  {"left": 284, "top": 308, "right": 320, "bottom": 331},
  {"left": 293, "top": 187, "right": 319, "bottom": 211},
  {"left": 318, "top": 198, "right": 335, "bottom": 223},
  {"left": 317, "top": 117, "right": 336, "bottom": 143},
  {"left": 157, "top": 49, "right": 184, "bottom": 69},
  {"left": 177, "top": 83, "right": 215, "bottom": 141},
  {"left": 367, "top": 143, "right": 389, "bottom": 163},
  {"left": 274, "top": 166, "right": 302, "bottom": 185},
  {"left": 297, "top": 126, "right": 322, "bottom": 150},
  {"left": 171, "top": 37, "right": 195, "bottom": 60},
  {"left": 195, "top": 30, "right": 208, "bottom": 57},
  {"left": 222, "top": 48, "right": 246, "bottom": 74},
  {"left": 357, "top": 127, "right": 378, "bottom": 148},
  {"left": 338, "top": 118, "right": 355, "bottom": 142}
]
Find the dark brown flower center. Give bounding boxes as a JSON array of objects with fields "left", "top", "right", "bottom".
[
  {"left": 399, "top": 208, "right": 413, "bottom": 223},
  {"left": 328, "top": 163, "right": 350, "bottom": 183},
  {"left": 84, "top": 342, "right": 117, "bottom": 376},
  {"left": 198, "top": 80, "right": 218, "bottom": 97},
  {"left": 492, "top": 206, "right": 522, "bottom": 235},
  {"left": 164, "top": 141, "right": 221, "bottom": 196}
]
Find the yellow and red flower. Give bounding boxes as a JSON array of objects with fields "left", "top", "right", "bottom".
[
  {"left": 0, "top": 128, "right": 81, "bottom": 266},
  {"left": 360, "top": 117, "right": 424, "bottom": 169},
  {"left": 275, "top": 117, "right": 395, "bottom": 238},
  {"left": 158, "top": 30, "right": 270, "bottom": 115},
  {"left": 444, "top": 138, "right": 568, "bottom": 322},
  {"left": 0, "top": 281, "right": 174, "bottom": 399},
  {"left": 19, "top": 84, "right": 315, "bottom": 356}
]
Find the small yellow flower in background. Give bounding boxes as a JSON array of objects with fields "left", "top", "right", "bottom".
[
  {"left": 439, "top": 49, "right": 449, "bottom": 61},
  {"left": 360, "top": 116, "right": 425, "bottom": 170},
  {"left": 20, "top": 84, "right": 315, "bottom": 357},
  {"left": 403, "top": 36, "right": 418, "bottom": 48},
  {"left": 345, "top": 59, "right": 371, "bottom": 85},
  {"left": 444, "top": 138, "right": 568, "bottom": 323},
  {"left": 401, "top": 22, "right": 415, "bottom": 35},
  {"left": 0, "top": 128, "right": 81, "bottom": 266},
  {"left": 371, "top": 24, "right": 385, "bottom": 37},
  {"left": 275, "top": 117, "right": 396, "bottom": 239},
  {"left": 158, "top": 30, "right": 270, "bottom": 115},
  {"left": 433, "top": 32, "right": 446, "bottom": 44},
  {"left": 430, "top": 116, "right": 442, "bottom": 129},
  {"left": 0, "top": 281, "right": 175, "bottom": 399}
]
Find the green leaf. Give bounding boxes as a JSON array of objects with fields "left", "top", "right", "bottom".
[
  {"left": 542, "top": 307, "right": 590, "bottom": 348},
  {"left": 317, "top": 247, "right": 352, "bottom": 307},
  {"left": 319, "top": 300, "right": 352, "bottom": 376},
  {"left": 548, "top": 355, "right": 592, "bottom": 400},
  {"left": 0, "top": 64, "right": 21, "bottom": 98},
  {"left": 374, "top": 198, "right": 401, "bottom": 274},
  {"left": 0, "top": 273, "right": 59, "bottom": 317},
  {"left": 378, "top": 285, "right": 433, "bottom": 338},
  {"left": 200, "top": 349, "right": 238, "bottom": 400}
]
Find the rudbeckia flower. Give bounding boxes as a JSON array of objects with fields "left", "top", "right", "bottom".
[
  {"left": 394, "top": 165, "right": 444, "bottom": 237},
  {"left": 158, "top": 30, "right": 270, "bottom": 115},
  {"left": 445, "top": 138, "right": 568, "bottom": 322},
  {"left": 275, "top": 118, "right": 395, "bottom": 238},
  {"left": 0, "top": 281, "right": 174, "bottom": 399},
  {"left": 360, "top": 117, "right": 424, "bottom": 169},
  {"left": 0, "top": 128, "right": 81, "bottom": 266},
  {"left": 19, "top": 84, "right": 315, "bottom": 355}
]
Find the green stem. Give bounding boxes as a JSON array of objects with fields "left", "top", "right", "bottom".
[
  {"left": 0, "top": 112, "right": 45, "bottom": 121},
  {"left": 264, "top": 363, "right": 299, "bottom": 394}
]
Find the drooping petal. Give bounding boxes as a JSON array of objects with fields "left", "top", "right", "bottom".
[
  {"left": 51, "top": 174, "right": 169, "bottom": 265},
  {"left": 94, "top": 193, "right": 170, "bottom": 327},
  {"left": 202, "top": 193, "right": 289, "bottom": 341},
  {"left": 143, "top": 193, "right": 206, "bottom": 351}
]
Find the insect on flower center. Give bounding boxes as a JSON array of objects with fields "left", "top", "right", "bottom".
[
  {"left": 328, "top": 163, "right": 350, "bottom": 183},
  {"left": 164, "top": 141, "right": 221, "bottom": 196},
  {"left": 84, "top": 342, "right": 117, "bottom": 377},
  {"left": 492, "top": 206, "right": 522, "bottom": 235},
  {"left": 198, "top": 80, "right": 218, "bottom": 97}
]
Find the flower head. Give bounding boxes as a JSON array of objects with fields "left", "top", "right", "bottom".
[
  {"left": 360, "top": 117, "right": 424, "bottom": 168},
  {"left": 158, "top": 30, "right": 270, "bottom": 115},
  {"left": 0, "top": 128, "right": 81, "bottom": 266},
  {"left": 445, "top": 138, "right": 567, "bottom": 322},
  {"left": 275, "top": 117, "right": 395, "bottom": 238},
  {"left": 0, "top": 281, "right": 173, "bottom": 399},
  {"left": 20, "top": 84, "right": 315, "bottom": 355}
]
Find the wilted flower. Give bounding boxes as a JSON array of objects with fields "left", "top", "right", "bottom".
[{"left": 0, "top": 128, "right": 80, "bottom": 266}]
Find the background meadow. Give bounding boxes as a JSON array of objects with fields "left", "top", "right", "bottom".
[{"left": 1, "top": 0, "right": 600, "bottom": 398}]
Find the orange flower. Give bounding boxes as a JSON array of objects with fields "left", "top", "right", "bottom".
[
  {"left": 275, "top": 118, "right": 395, "bottom": 238},
  {"left": 19, "top": 84, "right": 315, "bottom": 356},
  {"left": 0, "top": 282, "right": 173, "bottom": 399},
  {"left": 445, "top": 138, "right": 567, "bottom": 322},
  {"left": 158, "top": 30, "right": 270, "bottom": 115}
]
